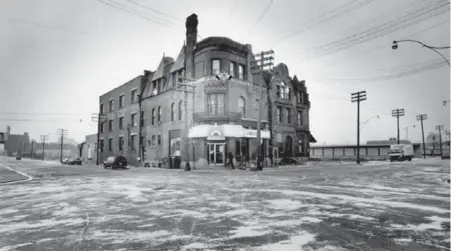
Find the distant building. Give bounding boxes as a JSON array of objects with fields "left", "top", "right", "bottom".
[
  {"left": 33, "top": 142, "right": 78, "bottom": 160},
  {"left": 98, "top": 13, "right": 315, "bottom": 167},
  {"left": 4, "top": 131, "right": 30, "bottom": 157},
  {"left": 81, "top": 134, "right": 97, "bottom": 164}
]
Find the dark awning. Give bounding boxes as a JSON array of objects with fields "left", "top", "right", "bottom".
[{"left": 309, "top": 132, "right": 317, "bottom": 143}]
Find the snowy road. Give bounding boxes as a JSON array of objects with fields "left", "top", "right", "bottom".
[{"left": 0, "top": 158, "right": 449, "bottom": 251}]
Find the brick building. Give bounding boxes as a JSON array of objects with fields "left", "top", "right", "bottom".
[{"left": 98, "top": 13, "right": 315, "bottom": 167}]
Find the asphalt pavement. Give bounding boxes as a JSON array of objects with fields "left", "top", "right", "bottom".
[{"left": 0, "top": 157, "right": 449, "bottom": 251}]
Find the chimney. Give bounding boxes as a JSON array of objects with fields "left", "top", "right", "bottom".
[{"left": 185, "top": 14, "right": 198, "bottom": 79}]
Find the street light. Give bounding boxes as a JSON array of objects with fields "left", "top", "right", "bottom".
[{"left": 392, "top": 40, "right": 450, "bottom": 66}]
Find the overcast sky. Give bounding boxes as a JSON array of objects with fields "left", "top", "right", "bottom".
[{"left": 0, "top": 0, "right": 450, "bottom": 144}]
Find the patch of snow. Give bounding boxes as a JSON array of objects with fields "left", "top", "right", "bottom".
[
  {"left": 0, "top": 243, "right": 33, "bottom": 251},
  {"left": 0, "top": 208, "right": 18, "bottom": 215},
  {"left": 0, "top": 218, "right": 84, "bottom": 234},
  {"left": 315, "top": 245, "right": 348, "bottom": 251},
  {"left": 221, "top": 209, "right": 252, "bottom": 217},
  {"left": 172, "top": 209, "right": 209, "bottom": 218},
  {"left": 137, "top": 223, "right": 155, "bottom": 228},
  {"left": 89, "top": 230, "right": 172, "bottom": 243},
  {"left": 258, "top": 232, "right": 316, "bottom": 251},
  {"left": 267, "top": 199, "right": 308, "bottom": 211},
  {"left": 393, "top": 238, "right": 413, "bottom": 244},
  {"left": 347, "top": 214, "right": 376, "bottom": 221},
  {"left": 270, "top": 217, "right": 322, "bottom": 227},
  {"left": 369, "top": 184, "right": 411, "bottom": 192},
  {"left": 407, "top": 216, "right": 450, "bottom": 231},
  {"left": 36, "top": 238, "right": 54, "bottom": 243},
  {"left": 182, "top": 242, "right": 210, "bottom": 250},
  {"left": 264, "top": 189, "right": 449, "bottom": 214},
  {"left": 228, "top": 225, "right": 270, "bottom": 238}
]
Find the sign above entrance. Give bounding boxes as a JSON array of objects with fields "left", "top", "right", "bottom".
[{"left": 243, "top": 129, "right": 271, "bottom": 139}]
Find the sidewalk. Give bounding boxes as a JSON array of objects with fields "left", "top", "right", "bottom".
[{"left": 0, "top": 164, "right": 30, "bottom": 184}]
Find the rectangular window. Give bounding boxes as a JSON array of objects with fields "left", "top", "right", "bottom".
[
  {"left": 109, "top": 99, "right": 114, "bottom": 112},
  {"left": 229, "top": 62, "right": 235, "bottom": 77},
  {"left": 158, "top": 135, "right": 161, "bottom": 145},
  {"left": 276, "top": 85, "right": 281, "bottom": 98},
  {"left": 207, "top": 93, "right": 225, "bottom": 115},
  {"left": 151, "top": 135, "right": 156, "bottom": 146},
  {"left": 235, "top": 139, "right": 241, "bottom": 156},
  {"left": 131, "top": 89, "right": 137, "bottom": 104},
  {"left": 119, "top": 95, "right": 124, "bottom": 108},
  {"left": 238, "top": 64, "right": 244, "bottom": 80},
  {"left": 108, "top": 138, "right": 113, "bottom": 152},
  {"left": 100, "top": 104, "right": 104, "bottom": 114},
  {"left": 100, "top": 122, "right": 104, "bottom": 133},
  {"left": 108, "top": 120, "right": 113, "bottom": 131},
  {"left": 140, "top": 111, "right": 144, "bottom": 127},
  {"left": 212, "top": 59, "right": 220, "bottom": 75},
  {"left": 297, "top": 111, "right": 303, "bottom": 126},
  {"left": 131, "top": 113, "right": 136, "bottom": 127},
  {"left": 131, "top": 135, "right": 136, "bottom": 150},
  {"left": 277, "top": 107, "right": 283, "bottom": 123},
  {"left": 100, "top": 139, "right": 104, "bottom": 152},
  {"left": 119, "top": 136, "right": 124, "bottom": 151},
  {"left": 119, "top": 117, "right": 124, "bottom": 130},
  {"left": 287, "top": 108, "right": 292, "bottom": 124}
]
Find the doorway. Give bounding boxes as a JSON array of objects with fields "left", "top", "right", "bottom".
[{"left": 208, "top": 143, "right": 225, "bottom": 165}]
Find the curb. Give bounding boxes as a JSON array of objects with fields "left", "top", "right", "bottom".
[{"left": 0, "top": 164, "right": 34, "bottom": 184}]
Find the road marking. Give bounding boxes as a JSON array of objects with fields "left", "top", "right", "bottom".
[{"left": 0, "top": 164, "right": 34, "bottom": 184}]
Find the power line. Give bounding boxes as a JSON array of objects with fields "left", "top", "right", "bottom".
[
  {"left": 0, "top": 112, "right": 87, "bottom": 116},
  {"left": 250, "top": 0, "right": 274, "bottom": 32},
  {"left": 299, "top": 0, "right": 449, "bottom": 60},
  {"left": 95, "top": 0, "right": 177, "bottom": 29},
  {"left": 125, "top": 0, "right": 182, "bottom": 22},
  {"left": 321, "top": 18, "right": 450, "bottom": 68},
  {"left": 274, "top": 0, "right": 376, "bottom": 44},
  {"left": 228, "top": 0, "right": 240, "bottom": 18}
]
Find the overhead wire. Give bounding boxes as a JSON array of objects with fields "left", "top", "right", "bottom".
[
  {"left": 125, "top": 0, "right": 182, "bottom": 22},
  {"left": 299, "top": 0, "right": 450, "bottom": 60},
  {"left": 320, "top": 18, "right": 450, "bottom": 68},
  {"left": 95, "top": 0, "right": 177, "bottom": 29},
  {"left": 249, "top": 0, "right": 274, "bottom": 32},
  {"left": 274, "top": 0, "right": 376, "bottom": 45},
  {"left": 228, "top": 0, "right": 240, "bottom": 19}
]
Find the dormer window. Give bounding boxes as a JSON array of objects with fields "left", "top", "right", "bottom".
[{"left": 276, "top": 81, "right": 290, "bottom": 99}]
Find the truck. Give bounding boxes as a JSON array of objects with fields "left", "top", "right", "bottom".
[{"left": 389, "top": 144, "right": 414, "bottom": 162}]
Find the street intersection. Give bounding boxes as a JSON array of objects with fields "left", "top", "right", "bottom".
[{"left": 0, "top": 157, "right": 449, "bottom": 251}]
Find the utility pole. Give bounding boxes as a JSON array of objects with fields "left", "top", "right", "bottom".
[
  {"left": 351, "top": 90, "right": 367, "bottom": 164},
  {"left": 30, "top": 140, "right": 34, "bottom": 159},
  {"left": 40, "top": 135, "right": 48, "bottom": 160},
  {"left": 176, "top": 76, "right": 196, "bottom": 170},
  {"left": 57, "top": 129, "right": 68, "bottom": 163},
  {"left": 436, "top": 125, "right": 444, "bottom": 156},
  {"left": 92, "top": 113, "right": 106, "bottom": 165},
  {"left": 392, "top": 109, "right": 405, "bottom": 144},
  {"left": 251, "top": 50, "right": 274, "bottom": 171},
  {"left": 138, "top": 70, "right": 152, "bottom": 165},
  {"left": 416, "top": 114, "right": 427, "bottom": 158}
]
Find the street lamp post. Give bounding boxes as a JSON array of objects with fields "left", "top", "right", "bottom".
[{"left": 392, "top": 40, "right": 450, "bottom": 66}]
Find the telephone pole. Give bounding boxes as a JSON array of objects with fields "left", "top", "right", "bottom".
[
  {"left": 176, "top": 76, "right": 196, "bottom": 170},
  {"left": 392, "top": 109, "right": 405, "bottom": 144},
  {"left": 40, "top": 135, "right": 48, "bottom": 160},
  {"left": 351, "top": 90, "right": 367, "bottom": 164},
  {"left": 436, "top": 125, "right": 444, "bottom": 156},
  {"left": 416, "top": 114, "right": 427, "bottom": 158},
  {"left": 57, "top": 129, "right": 68, "bottom": 163},
  {"left": 92, "top": 113, "right": 107, "bottom": 165},
  {"left": 30, "top": 140, "right": 35, "bottom": 159}
]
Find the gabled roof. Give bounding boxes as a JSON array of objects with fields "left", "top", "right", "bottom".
[
  {"left": 170, "top": 45, "right": 185, "bottom": 73},
  {"left": 151, "top": 56, "right": 174, "bottom": 81}
]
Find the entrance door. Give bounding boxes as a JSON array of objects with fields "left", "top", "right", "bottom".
[{"left": 209, "top": 143, "right": 225, "bottom": 165}]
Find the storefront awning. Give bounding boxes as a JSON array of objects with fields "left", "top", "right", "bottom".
[{"left": 188, "top": 124, "right": 270, "bottom": 139}]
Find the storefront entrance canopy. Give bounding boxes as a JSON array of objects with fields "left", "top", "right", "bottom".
[{"left": 188, "top": 124, "right": 270, "bottom": 139}]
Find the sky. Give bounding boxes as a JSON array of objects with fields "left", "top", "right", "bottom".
[{"left": 0, "top": 0, "right": 450, "bottom": 145}]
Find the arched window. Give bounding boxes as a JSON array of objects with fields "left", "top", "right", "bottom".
[
  {"left": 171, "top": 103, "right": 175, "bottom": 122},
  {"left": 158, "top": 106, "right": 162, "bottom": 122},
  {"left": 280, "top": 82, "right": 286, "bottom": 99},
  {"left": 151, "top": 108, "right": 155, "bottom": 125},
  {"left": 238, "top": 96, "right": 245, "bottom": 116},
  {"left": 178, "top": 100, "right": 183, "bottom": 120}
]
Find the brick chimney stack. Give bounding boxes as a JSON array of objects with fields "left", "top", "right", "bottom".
[{"left": 185, "top": 13, "right": 198, "bottom": 79}]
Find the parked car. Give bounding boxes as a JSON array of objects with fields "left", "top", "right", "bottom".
[
  {"left": 442, "top": 151, "right": 450, "bottom": 160},
  {"left": 16, "top": 156, "right": 22, "bottom": 160},
  {"left": 62, "top": 158, "right": 70, "bottom": 164},
  {"left": 68, "top": 157, "right": 82, "bottom": 165},
  {"left": 103, "top": 156, "right": 127, "bottom": 169}
]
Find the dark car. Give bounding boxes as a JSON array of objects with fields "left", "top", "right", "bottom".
[
  {"left": 68, "top": 157, "right": 82, "bottom": 165},
  {"left": 442, "top": 152, "right": 450, "bottom": 160},
  {"left": 16, "top": 156, "right": 22, "bottom": 160},
  {"left": 104, "top": 156, "right": 127, "bottom": 169},
  {"left": 62, "top": 158, "right": 70, "bottom": 164}
]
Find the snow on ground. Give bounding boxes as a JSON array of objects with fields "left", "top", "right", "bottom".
[{"left": 0, "top": 158, "right": 449, "bottom": 250}]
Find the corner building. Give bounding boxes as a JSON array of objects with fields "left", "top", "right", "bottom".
[{"left": 141, "top": 13, "right": 316, "bottom": 167}]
